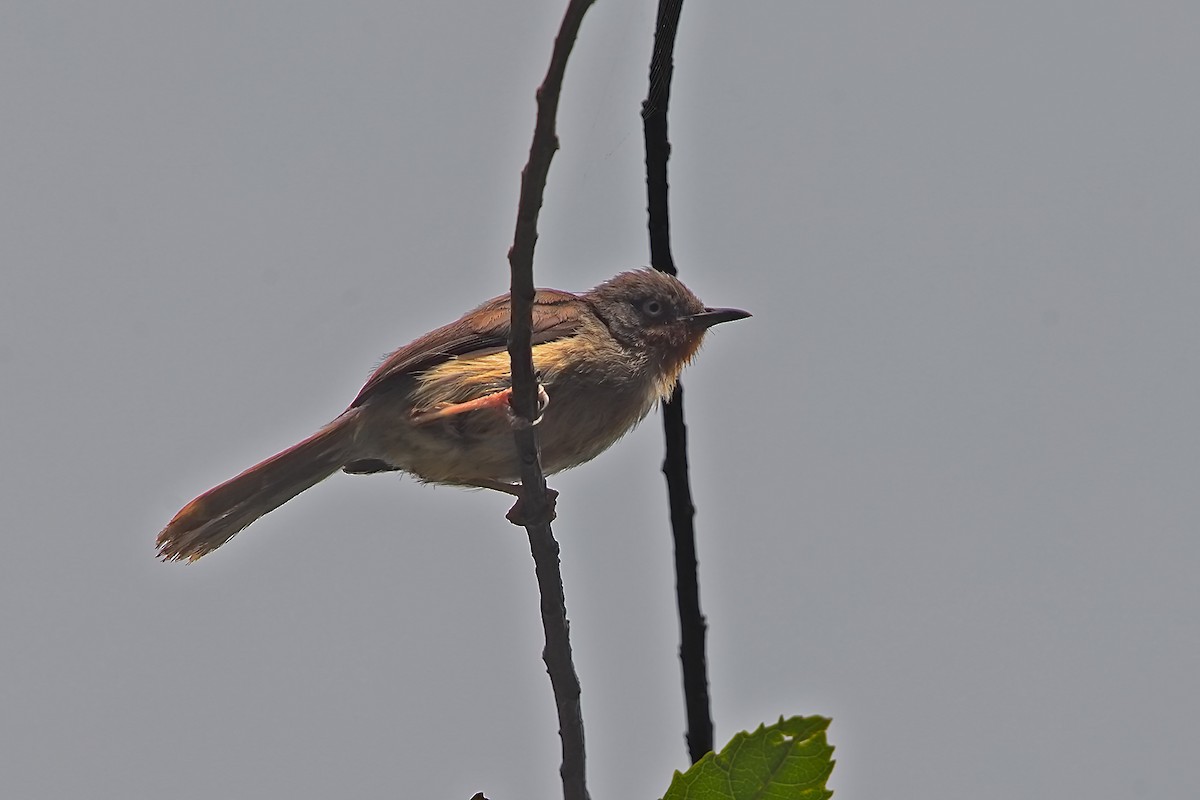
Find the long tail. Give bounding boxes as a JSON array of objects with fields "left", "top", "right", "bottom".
[{"left": 157, "top": 410, "right": 361, "bottom": 562}]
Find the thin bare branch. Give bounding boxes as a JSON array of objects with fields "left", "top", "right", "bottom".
[
  {"left": 506, "top": 2, "right": 596, "bottom": 799},
  {"left": 642, "top": 0, "right": 715, "bottom": 764}
]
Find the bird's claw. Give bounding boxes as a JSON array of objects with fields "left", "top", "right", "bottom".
[
  {"left": 506, "top": 488, "right": 559, "bottom": 526},
  {"left": 504, "top": 383, "right": 550, "bottom": 427}
]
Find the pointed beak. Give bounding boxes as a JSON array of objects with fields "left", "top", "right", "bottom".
[{"left": 686, "top": 306, "right": 752, "bottom": 329}]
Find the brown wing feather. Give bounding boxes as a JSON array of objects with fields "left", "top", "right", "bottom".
[{"left": 350, "top": 288, "right": 585, "bottom": 407}]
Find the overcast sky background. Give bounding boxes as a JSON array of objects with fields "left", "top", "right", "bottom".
[{"left": 3, "top": 2, "right": 1198, "bottom": 798}]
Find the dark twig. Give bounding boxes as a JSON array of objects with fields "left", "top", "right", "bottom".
[
  {"left": 506, "top": 2, "right": 596, "bottom": 800},
  {"left": 643, "top": 0, "right": 685, "bottom": 277},
  {"left": 642, "top": 0, "right": 714, "bottom": 764}
]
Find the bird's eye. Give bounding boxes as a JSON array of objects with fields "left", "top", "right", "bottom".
[{"left": 641, "top": 298, "right": 664, "bottom": 317}]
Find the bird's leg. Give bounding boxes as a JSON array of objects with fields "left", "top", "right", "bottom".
[
  {"left": 418, "top": 380, "right": 555, "bottom": 525},
  {"left": 465, "top": 478, "right": 523, "bottom": 496},
  {"left": 463, "top": 478, "right": 559, "bottom": 526},
  {"left": 410, "top": 383, "right": 550, "bottom": 425}
]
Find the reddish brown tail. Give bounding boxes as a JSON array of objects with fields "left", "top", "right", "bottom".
[{"left": 157, "top": 411, "right": 361, "bottom": 562}]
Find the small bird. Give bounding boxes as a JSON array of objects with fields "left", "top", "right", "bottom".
[{"left": 157, "top": 269, "right": 749, "bottom": 561}]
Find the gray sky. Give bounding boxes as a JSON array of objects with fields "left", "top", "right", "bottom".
[{"left": 3, "top": 2, "right": 1198, "bottom": 798}]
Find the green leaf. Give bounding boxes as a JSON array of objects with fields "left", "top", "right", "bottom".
[{"left": 661, "top": 716, "right": 835, "bottom": 800}]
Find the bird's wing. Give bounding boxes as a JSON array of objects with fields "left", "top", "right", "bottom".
[{"left": 349, "top": 288, "right": 585, "bottom": 407}]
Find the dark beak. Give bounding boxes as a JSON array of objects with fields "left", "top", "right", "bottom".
[{"left": 687, "top": 307, "right": 752, "bottom": 329}]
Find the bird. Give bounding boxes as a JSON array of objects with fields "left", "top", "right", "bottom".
[{"left": 156, "top": 268, "right": 749, "bottom": 562}]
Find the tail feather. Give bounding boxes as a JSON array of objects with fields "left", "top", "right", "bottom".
[{"left": 157, "top": 411, "right": 360, "bottom": 562}]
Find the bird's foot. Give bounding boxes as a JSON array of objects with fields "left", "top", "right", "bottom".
[
  {"left": 504, "top": 383, "right": 550, "bottom": 427},
  {"left": 505, "top": 487, "right": 559, "bottom": 527}
]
